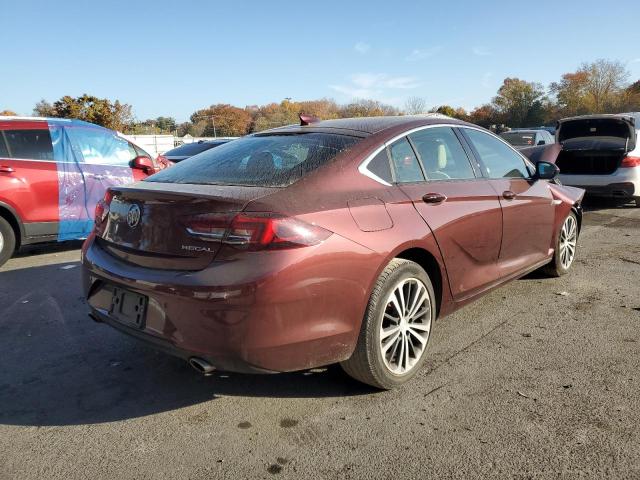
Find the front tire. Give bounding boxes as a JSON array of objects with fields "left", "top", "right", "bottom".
[
  {"left": 0, "top": 217, "right": 16, "bottom": 268},
  {"left": 542, "top": 211, "right": 578, "bottom": 277},
  {"left": 341, "top": 259, "right": 435, "bottom": 389}
]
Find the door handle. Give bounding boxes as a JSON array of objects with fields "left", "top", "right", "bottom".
[
  {"left": 422, "top": 192, "right": 447, "bottom": 204},
  {"left": 502, "top": 190, "right": 516, "bottom": 200},
  {"left": 0, "top": 166, "right": 15, "bottom": 173}
]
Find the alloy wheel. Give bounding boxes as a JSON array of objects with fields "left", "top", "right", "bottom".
[
  {"left": 559, "top": 215, "right": 577, "bottom": 269},
  {"left": 380, "top": 278, "right": 432, "bottom": 375}
]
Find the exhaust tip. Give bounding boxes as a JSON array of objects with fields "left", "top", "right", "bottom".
[{"left": 189, "top": 357, "right": 215, "bottom": 376}]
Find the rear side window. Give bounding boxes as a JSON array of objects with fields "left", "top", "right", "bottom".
[
  {"left": 366, "top": 149, "right": 393, "bottom": 183},
  {"left": 3, "top": 129, "right": 54, "bottom": 160},
  {"left": 147, "top": 133, "right": 360, "bottom": 187},
  {"left": 388, "top": 138, "right": 424, "bottom": 183},
  {"left": 66, "top": 127, "right": 136, "bottom": 166},
  {"left": 409, "top": 127, "right": 475, "bottom": 180},
  {"left": 464, "top": 129, "right": 530, "bottom": 179}
]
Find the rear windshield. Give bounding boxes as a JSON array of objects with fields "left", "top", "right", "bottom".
[
  {"left": 146, "top": 133, "right": 360, "bottom": 187},
  {"left": 163, "top": 142, "right": 222, "bottom": 157},
  {"left": 500, "top": 132, "right": 536, "bottom": 146}
]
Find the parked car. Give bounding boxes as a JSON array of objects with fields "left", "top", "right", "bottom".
[
  {"left": 82, "top": 115, "right": 584, "bottom": 389},
  {"left": 552, "top": 113, "right": 640, "bottom": 206},
  {"left": 500, "top": 129, "right": 555, "bottom": 148},
  {"left": 162, "top": 139, "right": 233, "bottom": 163},
  {"left": 0, "top": 116, "right": 159, "bottom": 266}
]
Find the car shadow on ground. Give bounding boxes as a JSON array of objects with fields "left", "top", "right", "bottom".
[
  {"left": 13, "top": 240, "right": 84, "bottom": 259},
  {"left": 0, "top": 262, "right": 374, "bottom": 428}
]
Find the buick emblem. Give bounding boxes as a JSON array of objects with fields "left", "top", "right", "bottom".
[{"left": 126, "top": 204, "right": 141, "bottom": 228}]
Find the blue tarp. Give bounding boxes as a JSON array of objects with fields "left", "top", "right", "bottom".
[{"left": 48, "top": 119, "right": 134, "bottom": 241}]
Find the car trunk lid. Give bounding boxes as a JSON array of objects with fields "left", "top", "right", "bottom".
[
  {"left": 96, "top": 182, "right": 278, "bottom": 270},
  {"left": 555, "top": 114, "right": 637, "bottom": 174}
]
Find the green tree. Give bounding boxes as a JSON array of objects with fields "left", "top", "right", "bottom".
[
  {"left": 34, "top": 94, "right": 133, "bottom": 130},
  {"left": 493, "top": 78, "right": 546, "bottom": 127}
]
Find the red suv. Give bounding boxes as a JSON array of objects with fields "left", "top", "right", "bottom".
[{"left": 0, "top": 116, "right": 158, "bottom": 266}]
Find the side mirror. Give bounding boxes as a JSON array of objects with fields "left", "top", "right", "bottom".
[
  {"left": 130, "top": 155, "right": 155, "bottom": 174},
  {"left": 537, "top": 140, "right": 545, "bottom": 145},
  {"left": 535, "top": 161, "right": 559, "bottom": 180}
]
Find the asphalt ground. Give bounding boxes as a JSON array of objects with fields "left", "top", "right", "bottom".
[{"left": 1, "top": 200, "right": 639, "bottom": 479}]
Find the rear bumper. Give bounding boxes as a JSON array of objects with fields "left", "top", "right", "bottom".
[
  {"left": 559, "top": 167, "right": 640, "bottom": 199},
  {"left": 82, "top": 233, "right": 378, "bottom": 373}
]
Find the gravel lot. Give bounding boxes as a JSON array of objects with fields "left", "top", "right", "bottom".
[{"left": 1, "top": 201, "right": 639, "bottom": 479}]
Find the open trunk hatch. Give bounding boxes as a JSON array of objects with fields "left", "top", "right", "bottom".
[
  {"left": 96, "top": 182, "right": 278, "bottom": 270},
  {"left": 555, "top": 114, "right": 637, "bottom": 175}
]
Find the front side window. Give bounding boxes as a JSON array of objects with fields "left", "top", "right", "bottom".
[
  {"left": 3, "top": 129, "right": 54, "bottom": 160},
  {"left": 464, "top": 129, "right": 530, "bottom": 179},
  {"left": 388, "top": 138, "right": 424, "bottom": 183},
  {"left": 147, "top": 133, "right": 360, "bottom": 187},
  {"left": 409, "top": 127, "right": 475, "bottom": 180},
  {"left": 66, "top": 127, "right": 136, "bottom": 166}
]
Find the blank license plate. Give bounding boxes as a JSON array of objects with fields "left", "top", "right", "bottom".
[{"left": 110, "top": 287, "right": 147, "bottom": 329}]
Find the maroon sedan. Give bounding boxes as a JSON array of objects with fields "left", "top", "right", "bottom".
[{"left": 82, "top": 115, "right": 584, "bottom": 389}]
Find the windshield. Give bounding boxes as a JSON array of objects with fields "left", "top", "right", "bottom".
[
  {"left": 146, "top": 133, "right": 360, "bottom": 187},
  {"left": 500, "top": 132, "right": 537, "bottom": 146}
]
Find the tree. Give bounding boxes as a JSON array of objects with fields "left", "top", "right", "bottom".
[
  {"left": 33, "top": 94, "right": 133, "bottom": 130},
  {"left": 404, "top": 96, "right": 427, "bottom": 114},
  {"left": 128, "top": 116, "right": 178, "bottom": 134},
  {"left": 0, "top": 109, "right": 17, "bottom": 116},
  {"left": 338, "top": 99, "right": 399, "bottom": 118},
  {"left": 190, "top": 104, "right": 252, "bottom": 137},
  {"left": 550, "top": 59, "right": 631, "bottom": 115},
  {"left": 468, "top": 104, "right": 501, "bottom": 128},
  {"left": 492, "top": 78, "right": 546, "bottom": 127}
]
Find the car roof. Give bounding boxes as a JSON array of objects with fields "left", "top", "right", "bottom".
[
  {"left": 0, "top": 115, "right": 106, "bottom": 129},
  {"left": 258, "top": 114, "right": 473, "bottom": 137}
]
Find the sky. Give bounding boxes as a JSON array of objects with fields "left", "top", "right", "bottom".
[{"left": 1, "top": 0, "right": 639, "bottom": 122}]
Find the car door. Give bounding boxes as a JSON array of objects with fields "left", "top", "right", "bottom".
[
  {"left": 390, "top": 127, "right": 503, "bottom": 301},
  {"left": 0, "top": 120, "right": 59, "bottom": 240},
  {"left": 460, "top": 127, "right": 555, "bottom": 277}
]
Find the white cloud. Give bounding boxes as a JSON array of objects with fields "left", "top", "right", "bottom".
[
  {"left": 472, "top": 46, "right": 492, "bottom": 56},
  {"left": 329, "top": 73, "right": 421, "bottom": 101},
  {"left": 354, "top": 42, "right": 371, "bottom": 54},
  {"left": 405, "top": 46, "right": 443, "bottom": 61}
]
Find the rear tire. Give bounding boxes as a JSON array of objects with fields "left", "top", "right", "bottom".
[
  {"left": 341, "top": 259, "right": 436, "bottom": 389},
  {"left": 542, "top": 211, "right": 578, "bottom": 277},
  {"left": 635, "top": 198, "right": 640, "bottom": 208},
  {"left": 0, "top": 217, "right": 16, "bottom": 268}
]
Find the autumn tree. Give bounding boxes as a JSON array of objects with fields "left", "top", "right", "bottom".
[
  {"left": 468, "top": 104, "right": 501, "bottom": 128},
  {"left": 492, "top": 78, "right": 546, "bottom": 127},
  {"left": 34, "top": 94, "right": 133, "bottom": 130},
  {"left": 550, "top": 60, "right": 631, "bottom": 115},
  {"left": 190, "top": 104, "right": 252, "bottom": 137},
  {"left": 0, "top": 109, "right": 17, "bottom": 116}
]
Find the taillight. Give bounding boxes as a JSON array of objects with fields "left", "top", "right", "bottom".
[
  {"left": 620, "top": 156, "right": 640, "bottom": 168},
  {"left": 183, "top": 213, "right": 332, "bottom": 250},
  {"left": 94, "top": 189, "right": 114, "bottom": 225}
]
